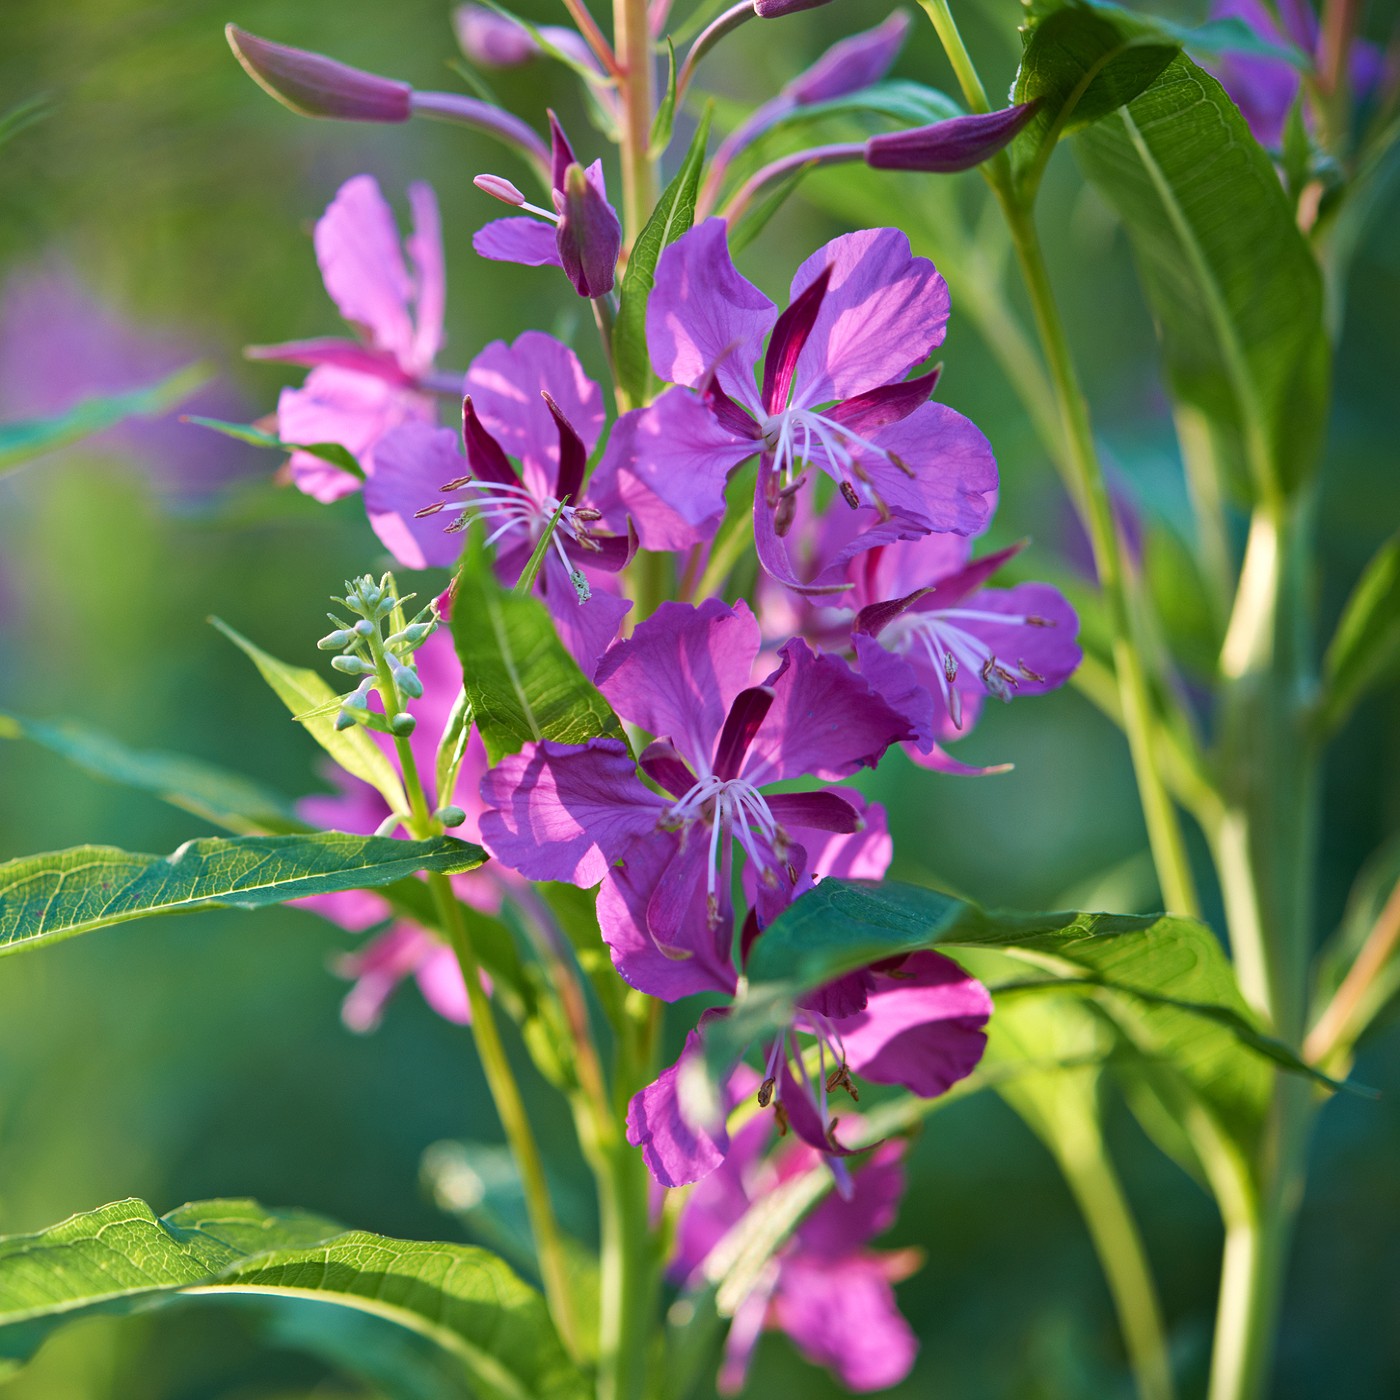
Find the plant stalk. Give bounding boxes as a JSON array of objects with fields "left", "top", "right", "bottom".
[{"left": 615, "top": 0, "right": 659, "bottom": 243}]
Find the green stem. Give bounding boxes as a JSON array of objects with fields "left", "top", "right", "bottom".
[
  {"left": 918, "top": 0, "right": 992, "bottom": 115},
  {"left": 615, "top": 0, "right": 658, "bottom": 244},
  {"left": 1058, "top": 1135, "right": 1177, "bottom": 1400},
  {"left": 999, "top": 194, "right": 1200, "bottom": 917},
  {"left": 431, "top": 873, "right": 586, "bottom": 1362}
]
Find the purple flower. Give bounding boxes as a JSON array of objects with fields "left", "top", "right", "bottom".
[
  {"left": 480, "top": 598, "right": 912, "bottom": 1000},
  {"left": 335, "top": 923, "right": 472, "bottom": 1032},
  {"left": 1200, "top": 0, "right": 1304, "bottom": 147},
  {"left": 592, "top": 220, "right": 997, "bottom": 590},
  {"left": 865, "top": 102, "right": 1039, "bottom": 173},
  {"left": 364, "top": 331, "right": 632, "bottom": 678},
  {"left": 474, "top": 113, "right": 622, "bottom": 298},
  {"left": 758, "top": 502, "right": 1080, "bottom": 773},
  {"left": 250, "top": 176, "right": 445, "bottom": 501},
  {"left": 672, "top": 1116, "right": 920, "bottom": 1393},
  {"left": 454, "top": 4, "right": 603, "bottom": 74}
]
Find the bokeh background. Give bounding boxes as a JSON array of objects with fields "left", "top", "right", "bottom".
[{"left": 1, "top": 1, "right": 1397, "bottom": 1396}]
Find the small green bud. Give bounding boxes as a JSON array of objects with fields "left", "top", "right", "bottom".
[
  {"left": 331, "top": 654, "right": 372, "bottom": 674},
  {"left": 394, "top": 664, "right": 424, "bottom": 698},
  {"left": 334, "top": 709, "right": 359, "bottom": 731},
  {"left": 437, "top": 805, "right": 467, "bottom": 828},
  {"left": 354, "top": 618, "right": 375, "bottom": 637},
  {"left": 390, "top": 711, "right": 416, "bottom": 736},
  {"left": 317, "top": 628, "right": 354, "bottom": 650},
  {"left": 387, "top": 620, "right": 434, "bottom": 649}
]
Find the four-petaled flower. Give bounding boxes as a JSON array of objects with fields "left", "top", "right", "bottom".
[
  {"left": 592, "top": 219, "right": 997, "bottom": 588},
  {"left": 250, "top": 175, "right": 445, "bottom": 501}
]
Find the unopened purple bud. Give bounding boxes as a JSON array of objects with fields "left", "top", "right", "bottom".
[
  {"left": 753, "top": 0, "right": 833, "bottom": 16},
  {"left": 454, "top": 4, "right": 540, "bottom": 66},
  {"left": 474, "top": 173, "right": 527, "bottom": 206},
  {"left": 225, "top": 26, "right": 412, "bottom": 122},
  {"left": 556, "top": 163, "right": 622, "bottom": 298},
  {"left": 865, "top": 102, "right": 1038, "bottom": 173},
  {"left": 787, "top": 11, "right": 911, "bottom": 105}
]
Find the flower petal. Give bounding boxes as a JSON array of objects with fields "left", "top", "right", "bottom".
[
  {"left": 595, "top": 599, "right": 762, "bottom": 771},
  {"left": 626, "top": 1027, "right": 732, "bottom": 1187},
  {"left": 314, "top": 175, "right": 416, "bottom": 364},
  {"left": 788, "top": 227, "right": 950, "bottom": 407},
  {"left": 406, "top": 181, "right": 446, "bottom": 373},
  {"left": 836, "top": 950, "right": 991, "bottom": 1097},
  {"left": 364, "top": 422, "right": 467, "bottom": 569},
  {"left": 539, "top": 553, "right": 632, "bottom": 680},
  {"left": 479, "top": 737, "right": 665, "bottom": 885},
  {"left": 473, "top": 216, "right": 565, "bottom": 268},
  {"left": 647, "top": 218, "right": 775, "bottom": 414}
]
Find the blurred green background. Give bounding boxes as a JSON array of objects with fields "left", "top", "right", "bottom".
[{"left": 1, "top": 1, "right": 1397, "bottom": 1396}]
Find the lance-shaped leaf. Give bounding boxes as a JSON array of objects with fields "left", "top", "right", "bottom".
[
  {"left": 0, "top": 833, "right": 486, "bottom": 957},
  {"left": 612, "top": 108, "right": 711, "bottom": 406},
  {"left": 0, "top": 1198, "right": 586, "bottom": 1400},
  {"left": 693, "top": 880, "right": 1339, "bottom": 1184},
  {"left": 1318, "top": 530, "right": 1400, "bottom": 736},
  {"left": 0, "top": 711, "right": 303, "bottom": 836},
  {"left": 211, "top": 617, "right": 405, "bottom": 811},
  {"left": 451, "top": 533, "right": 624, "bottom": 763},
  {"left": 1010, "top": 2, "right": 1180, "bottom": 195},
  {"left": 1074, "top": 53, "right": 1329, "bottom": 502},
  {"left": 185, "top": 414, "right": 365, "bottom": 479},
  {"left": 0, "top": 364, "right": 208, "bottom": 475}
]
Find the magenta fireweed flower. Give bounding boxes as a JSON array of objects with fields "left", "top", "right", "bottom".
[
  {"left": 474, "top": 113, "right": 623, "bottom": 298},
  {"left": 592, "top": 219, "right": 996, "bottom": 589},
  {"left": 480, "top": 598, "right": 912, "bottom": 996},
  {"left": 759, "top": 502, "right": 1080, "bottom": 772},
  {"left": 249, "top": 175, "right": 445, "bottom": 502},
  {"left": 296, "top": 628, "right": 500, "bottom": 1029},
  {"left": 365, "top": 331, "right": 633, "bottom": 677},
  {"left": 673, "top": 1120, "right": 920, "bottom": 1393}
]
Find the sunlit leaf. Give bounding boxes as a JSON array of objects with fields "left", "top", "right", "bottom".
[
  {"left": 0, "top": 833, "right": 485, "bottom": 956},
  {"left": 1318, "top": 530, "right": 1400, "bottom": 735},
  {"left": 184, "top": 415, "right": 364, "bottom": 478},
  {"left": 0, "top": 1198, "right": 586, "bottom": 1400}
]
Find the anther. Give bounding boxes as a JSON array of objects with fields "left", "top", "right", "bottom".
[
  {"left": 840, "top": 480, "right": 860, "bottom": 510},
  {"left": 1018, "top": 660, "right": 1046, "bottom": 682},
  {"left": 757, "top": 1077, "right": 775, "bottom": 1108},
  {"left": 414, "top": 502, "right": 445, "bottom": 518}
]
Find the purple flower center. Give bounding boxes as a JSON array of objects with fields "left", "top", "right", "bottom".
[
  {"left": 759, "top": 404, "right": 904, "bottom": 515},
  {"left": 667, "top": 772, "right": 783, "bottom": 908}
]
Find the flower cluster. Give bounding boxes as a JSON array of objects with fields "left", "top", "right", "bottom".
[{"left": 245, "top": 40, "right": 1082, "bottom": 1388}]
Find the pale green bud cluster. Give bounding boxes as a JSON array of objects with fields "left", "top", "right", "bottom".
[{"left": 317, "top": 572, "right": 439, "bottom": 735}]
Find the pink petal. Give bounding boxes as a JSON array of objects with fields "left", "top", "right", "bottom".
[
  {"left": 595, "top": 599, "right": 762, "bottom": 772},
  {"left": 836, "top": 950, "right": 991, "bottom": 1098},
  {"left": 788, "top": 227, "right": 950, "bottom": 407},
  {"left": 539, "top": 553, "right": 632, "bottom": 680},
  {"left": 314, "top": 175, "right": 416, "bottom": 364},
  {"left": 479, "top": 738, "right": 665, "bottom": 886},
  {"left": 647, "top": 219, "right": 775, "bottom": 414},
  {"left": 473, "top": 216, "right": 564, "bottom": 268},
  {"left": 364, "top": 422, "right": 467, "bottom": 569},
  {"left": 626, "top": 1028, "right": 732, "bottom": 1188},
  {"left": 406, "top": 181, "right": 446, "bottom": 373}
]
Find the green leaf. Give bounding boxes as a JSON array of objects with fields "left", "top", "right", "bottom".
[
  {"left": 1318, "top": 530, "right": 1400, "bottom": 734},
  {"left": 694, "top": 880, "right": 1336, "bottom": 1169},
  {"left": 0, "top": 711, "right": 303, "bottom": 836},
  {"left": 613, "top": 107, "right": 712, "bottom": 406},
  {"left": 515, "top": 498, "right": 571, "bottom": 597},
  {"left": 0, "top": 833, "right": 486, "bottom": 957},
  {"left": 0, "top": 1198, "right": 586, "bottom": 1400},
  {"left": 184, "top": 415, "right": 364, "bottom": 479},
  {"left": 450, "top": 533, "right": 625, "bottom": 764},
  {"left": 0, "top": 93, "right": 53, "bottom": 151},
  {"left": 0, "top": 364, "right": 209, "bottom": 475},
  {"left": 1074, "top": 54, "right": 1330, "bottom": 501},
  {"left": 1010, "top": 3, "right": 1180, "bottom": 197},
  {"left": 211, "top": 616, "right": 405, "bottom": 811},
  {"left": 765, "top": 79, "right": 962, "bottom": 141},
  {"left": 650, "top": 39, "right": 678, "bottom": 156}
]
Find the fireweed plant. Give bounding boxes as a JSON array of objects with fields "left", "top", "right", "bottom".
[{"left": 1, "top": 1, "right": 1397, "bottom": 1398}]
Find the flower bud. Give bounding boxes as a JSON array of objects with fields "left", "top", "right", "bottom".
[
  {"left": 390, "top": 712, "right": 417, "bottom": 736},
  {"left": 474, "top": 174, "right": 527, "bottom": 207},
  {"left": 556, "top": 162, "right": 622, "bottom": 298},
  {"left": 317, "top": 628, "right": 354, "bottom": 650},
  {"left": 437, "top": 805, "right": 468, "bottom": 828},
  {"left": 454, "top": 4, "right": 540, "bottom": 67},
  {"left": 331, "top": 654, "right": 372, "bottom": 675},
  {"left": 865, "top": 103, "right": 1038, "bottom": 173},
  {"left": 225, "top": 26, "right": 412, "bottom": 122},
  {"left": 753, "top": 0, "right": 834, "bottom": 17},
  {"left": 354, "top": 618, "right": 376, "bottom": 637},
  {"left": 393, "top": 663, "right": 424, "bottom": 699},
  {"left": 787, "top": 11, "right": 911, "bottom": 106}
]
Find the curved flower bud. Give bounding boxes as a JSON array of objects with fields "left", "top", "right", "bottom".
[
  {"left": 225, "top": 26, "right": 412, "bottom": 122},
  {"left": 557, "top": 162, "right": 623, "bottom": 298},
  {"left": 753, "top": 0, "right": 835, "bottom": 16},
  {"left": 865, "top": 102, "right": 1038, "bottom": 173}
]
